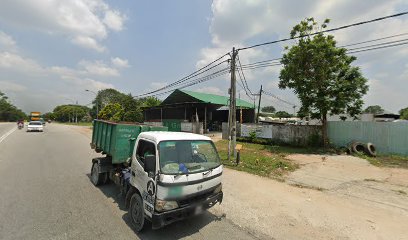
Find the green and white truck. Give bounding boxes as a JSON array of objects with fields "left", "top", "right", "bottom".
[{"left": 90, "top": 120, "right": 223, "bottom": 231}]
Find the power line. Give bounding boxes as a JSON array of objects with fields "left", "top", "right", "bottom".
[
  {"left": 236, "top": 67, "right": 255, "bottom": 101},
  {"left": 262, "top": 90, "right": 296, "bottom": 107},
  {"left": 134, "top": 53, "right": 229, "bottom": 97},
  {"left": 237, "top": 37, "right": 408, "bottom": 72},
  {"left": 236, "top": 55, "right": 253, "bottom": 94},
  {"left": 147, "top": 68, "right": 230, "bottom": 97},
  {"left": 237, "top": 33, "right": 408, "bottom": 71},
  {"left": 348, "top": 41, "right": 408, "bottom": 54},
  {"left": 340, "top": 32, "right": 408, "bottom": 48},
  {"left": 238, "top": 11, "right": 408, "bottom": 51},
  {"left": 346, "top": 38, "right": 408, "bottom": 52},
  {"left": 236, "top": 54, "right": 256, "bottom": 100}
]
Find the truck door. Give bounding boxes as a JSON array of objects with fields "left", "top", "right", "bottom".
[{"left": 131, "top": 139, "right": 157, "bottom": 217}]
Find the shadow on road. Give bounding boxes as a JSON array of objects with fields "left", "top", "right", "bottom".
[{"left": 86, "top": 173, "right": 225, "bottom": 240}]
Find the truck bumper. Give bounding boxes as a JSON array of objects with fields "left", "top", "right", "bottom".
[{"left": 151, "top": 191, "right": 223, "bottom": 229}]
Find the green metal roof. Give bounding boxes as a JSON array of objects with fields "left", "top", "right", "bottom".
[{"left": 161, "top": 89, "right": 254, "bottom": 108}]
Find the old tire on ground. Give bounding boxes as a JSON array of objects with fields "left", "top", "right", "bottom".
[
  {"left": 129, "top": 193, "right": 146, "bottom": 232},
  {"left": 91, "top": 162, "right": 106, "bottom": 186},
  {"left": 351, "top": 142, "right": 365, "bottom": 154},
  {"left": 364, "top": 143, "right": 377, "bottom": 157}
]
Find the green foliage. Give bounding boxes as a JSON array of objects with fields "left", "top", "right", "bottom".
[
  {"left": 275, "top": 111, "right": 292, "bottom": 118},
  {"left": 215, "top": 140, "right": 298, "bottom": 178},
  {"left": 261, "top": 105, "right": 276, "bottom": 113},
  {"left": 363, "top": 105, "right": 384, "bottom": 115},
  {"left": 279, "top": 18, "right": 368, "bottom": 144},
  {"left": 123, "top": 110, "right": 143, "bottom": 122},
  {"left": 42, "top": 112, "right": 55, "bottom": 121},
  {"left": 0, "top": 91, "right": 27, "bottom": 121},
  {"left": 53, "top": 104, "right": 90, "bottom": 122},
  {"left": 248, "top": 131, "right": 257, "bottom": 142},
  {"left": 98, "top": 103, "right": 124, "bottom": 122},
  {"left": 399, "top": 107, "right": 408, "bottom": 120},
  {"left": 141, "top": 96, "right": 162, "bottom": 107},
  {"left": 91, "top": 89, "right": 161, "bottom": 122}
]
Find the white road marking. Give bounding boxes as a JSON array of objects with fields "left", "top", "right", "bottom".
[{"left": 0, "top": 127, "right": 17, "bottom": 144}]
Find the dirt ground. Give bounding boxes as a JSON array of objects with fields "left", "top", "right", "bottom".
[{"left": 210, "top": 154, "right": 408, "bottom": 240}]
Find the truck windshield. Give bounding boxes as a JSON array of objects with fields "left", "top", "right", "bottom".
[{"left": 158, "top": 140, "right": 221, "bottom": 174}]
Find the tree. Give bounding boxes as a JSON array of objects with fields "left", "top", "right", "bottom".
[
  {"left": 142, "top": 96, "right": 162, "bottom": 107},
  {"left": 261, "top": 106, "right": 276, "bottom": 113},
  {"left": 89, "top": 89, "right": 161, "bottom": 122},
  {"left": 363, "top": 105, "right": 384, "bottom": 115},
  {"left": 98, "top": 103, "right": 124, "bottom": 122},
  {"left": 275, "top": 111, "right": 292, "bottom": 118},
  {"left": 279, "top": 18, "right": 368, "bottom": 146},
  {"left": 53, "top": 104, "right": 89, "bottom": 122},
  {"left": 399, "top": 107, "right": 408, "bottom": 120},
  {"left": 0, "top": 91, "right": 27, "bottom": 121}
]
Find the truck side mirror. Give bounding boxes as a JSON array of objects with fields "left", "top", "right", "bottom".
[{"left": 144, "top": 155, "right": 156, "bottom": 176}]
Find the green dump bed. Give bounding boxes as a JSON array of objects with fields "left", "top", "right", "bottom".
[{"left": 91, "top": 120, "right": 168, "bottom": 164}]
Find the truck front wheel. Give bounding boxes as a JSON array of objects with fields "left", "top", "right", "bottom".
[
  {"left": 129, "top": 193, "right": 145, "bottom": 232},
  {"left": 91, "top": 162, "right": 107, "bottom": 186}
]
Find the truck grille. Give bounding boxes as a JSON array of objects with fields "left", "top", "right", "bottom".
[{"left": 177, "top": 191, "right": 214, "bottom": 207}]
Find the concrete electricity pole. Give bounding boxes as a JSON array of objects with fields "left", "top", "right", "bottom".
[
  {"left": 257, "top": 85, "right": 263, "bottom": 123},
  {"left": 228, "top": 47, "right": 238, "bottom": 159}
]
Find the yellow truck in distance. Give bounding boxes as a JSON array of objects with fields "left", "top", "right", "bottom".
[{"left": 30, "top": 112, "right": 41, "bottom": 121}]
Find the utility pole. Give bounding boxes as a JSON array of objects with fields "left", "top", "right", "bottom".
[
  {"left": 75, "top": 100, "right": 78, "bottom": 124},
  {"left": 239, "top": 92, "right": 243, "bottom": 124},
  {"left": 257, "top": 85, "right": 263, "bottom": 123},
  {"left": 228, "top": 47, "right": 238, "bottom": 160}
]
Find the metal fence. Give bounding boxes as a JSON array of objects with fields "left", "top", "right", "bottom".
[{"left": 328, "top": 121, "right": 408, "bottom": 156}]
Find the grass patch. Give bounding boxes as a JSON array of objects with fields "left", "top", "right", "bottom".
[
  {"left": 215, "top": 140, "right": 300, "bottom": 178},
  {"left": 59, "top": 122, "right": 93, "bottom": 127},
  {"left": 354, "top": 153, "right": 408, "bottom": 169}
]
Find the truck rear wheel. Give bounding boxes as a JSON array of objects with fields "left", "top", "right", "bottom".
[
  {"left": 129, "top": 193, "right": 145, "bottom": 232},
  {"left": 91, "top": 162, "right": 107, "bottom": 186}
]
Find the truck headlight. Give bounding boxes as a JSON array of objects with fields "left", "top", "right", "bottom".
[
  {"left": 213, "top": 183, "right": 222, "bottom": 194},
  {"left": 155, "top": 199, "right": 179, "bottom": 212}
]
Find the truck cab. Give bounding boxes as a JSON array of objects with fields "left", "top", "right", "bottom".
[{"left": 90, "top": 129, "right": 223, "bottom": 232}]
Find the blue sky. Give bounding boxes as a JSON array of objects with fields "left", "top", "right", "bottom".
[{"left": 1, "top": 0, "right": 407, "bottom": 114}]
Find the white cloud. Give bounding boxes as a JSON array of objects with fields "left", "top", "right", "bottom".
[
  {"left": 111, "top": 57, "right": 130, "bottom": 68},
  {"left": 71, "top": 36, "right": 106, "bottom": 52},
  {"left": 0, "top": 51, "right": 44, "bottom": 73},
  {"left": 103, "top": 10, "right": 126, "bottom": 31},
  {"left": 150, "top": 82, "right": 168, "bottom": 89},
  {"left": 194, "top": 86, "right": 224, "bottom": 96},
  {"left": 61, "top": 75, "right": 114, "bottom": 91},
  {"left": 0, "top": 80, "right": 27, "bottom": 92},
  {"left": 0, "top": 0, "right": 126, "bottom": 52},
  {"left": 78, "top": 60, "right": 119, "bottom": 77},
  {"left": 0, "top": 31, "right": 16, "bottom": 51}
]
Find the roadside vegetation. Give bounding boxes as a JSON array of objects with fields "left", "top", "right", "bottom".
[
  {"left": 0, "top": 91, "right": 26, "bottom": 121},
  {"left": 354, "top": 153, "right": 408, "bottom": 169},
  {"left": 215, "top": 140, "right": 301, "bottom": 179},
  {"left": 61, "top": 122, "right": 93, "bottom": 127}
]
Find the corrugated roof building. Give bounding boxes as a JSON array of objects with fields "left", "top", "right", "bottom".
[{"left": 144, "top": 89, "right": 255, "bottom": 132}]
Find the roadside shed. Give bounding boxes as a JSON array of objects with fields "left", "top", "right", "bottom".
[{"left": 143, "top": 89, "right": 255, "bottom": 132}]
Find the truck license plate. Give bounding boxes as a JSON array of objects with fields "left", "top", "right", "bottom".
[{"left": 194, "top": 205, "right": 203, "bottom": 215}]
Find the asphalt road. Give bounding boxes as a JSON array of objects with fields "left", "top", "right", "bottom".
[{"left": 0, "top": 123, "right": 256, "bottom": 240}]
